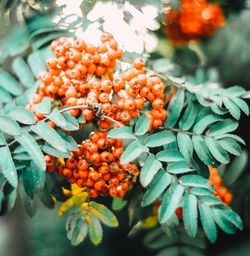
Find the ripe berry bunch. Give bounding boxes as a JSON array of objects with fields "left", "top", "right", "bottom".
[
  {"left": 30, "top": 32, "right": 168, "bottom": 131},
  {"left": 165, "top": 0, "right": 225, "bottom": 46},
  {"left": 56, "top": 131, "right": 138, "bottom": 198},
  {"left": 209, "top": 166, "right": 232, "bottom": 205}
]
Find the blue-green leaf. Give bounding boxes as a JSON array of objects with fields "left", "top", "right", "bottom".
[
  {"left": 223, "top": 98, "right": 240, "bottom": 120},
  {"left": 167, "top": 161, "right": 193, "bottom": 174},
  {"left": 192, "top": 136, "right": 215, "bottom": 166},
  {"left": 159, "top": 184, "right": 184, "bottom": 223},
  {"left": 135, "top": 114, "right": 150, "bottom": 136},
  {"left": 31, "top": 121, "right": 67, "bottom": 152},
  {"left": 177, "top": 133, "right": 193, "bottom": 164},
  {"left": 180, "top": 175, "right": 214, "bottom": 191},
  {"left": 0, "top": 72, "right": 22, "bottom": 96},
  {"left": 205, "top": 137, "right": 230, "bottom": 164},
  {"left": 61, "top": 112, "right": 79, "bottom": 131},
  {"left": 42, "top": 143, "right": 71, "bottom": 158},
  {"left": 193, "top": 115, "right": 222, "bottom": 134},
  {"left": 0, "top": 146, "right": 18, "bottom": 187},
  {"left": 179, "top": 100, "right": 198, "bottom": 131},
  {"left": 47, "top": 108, "right": 67, "bottom": 128},
  {"left": 12, "top": 57, "right": 34, "bottom": 88},
  {"left": 0, "top": 87, "right": 12, "bottom": 103},
  {"left": 199, "top": 196, "right": 222, "bottom": 205},
  {"left": 145, "top": 130, "right": 176, "bottom": 147},
  {"left": 34, "top": 97, "right": 51, "bottom": 114},
  {"left": 9, "top": 107, "right": 36, "bottom": 124},
  {"left": 230, "top": 96, "right": 249, "bottom": 115},
  {"left": 27, "top": 50, "right": 47, "bottom": 77},
  {"left": 190, "top": 187, "right": 212, "bottom": 196},
  {"left": 0, "top": 115, "right": 21, "bottom": 135},
  {"left": 183, "top": 193, "right": 198, "bottom": 237},
  {"left": 156, "top": 150, "right": 184, "bottom": 162},
  {"left": 112, "top": 197, "right": 127, "bottom": 211},
  {"left": 166, "top": 89, "right": 185, "bottom": 128},
  {"left": 199, "top": 203, "right": 217, "bottom": 243},
  {"left": 142, "top": 170, "right": 171, "bottom": 207},
  {"left": 219, "top": 138, "right": 241, "bottom": 156},
  {"left": 108, "top": 126, "right": 136, "bottom": 139},
  {"left": 56, "top": 129, "right": 79, "bottom": 151},
  {"left": 212, "top": 208, "right": 235, "bottom": 234},
  {"left": 209, "top": 119, "right": 238, "bottom": 137},
  {"left": 140, "top": 154, "right": 162, "bottom": 187},
  {"left": 120, "top": 140, "right": 148, "bottom": 164},
  {"left": 15, "top": 132, "right": 46, "bottom": 170}
]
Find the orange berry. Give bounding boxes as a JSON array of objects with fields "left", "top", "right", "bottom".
[
  {"left": 94, "top": 179, "right": 106, "bottom": 191},
  {"left": 133, "top": 58, "right": 145, "bottom": 70}
]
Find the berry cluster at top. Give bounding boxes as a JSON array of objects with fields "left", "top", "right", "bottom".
[
  {"left": 165, "top": 0, "right": 225, "bottom": 46},
  {"left": 45, "top": 131, "right": 138, "bottom": 198},
  {"left": 29, "top": 33, "right": 168, "bottom": 131}
]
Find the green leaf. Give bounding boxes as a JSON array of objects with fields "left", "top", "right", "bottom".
[
  {"left": 159, "top": 184, "right": 184, "bottom": 223},
  {"left": 14, "top": 152, "right": 31, "bottom": 160},
  {"left": 89, "top": 202, "right": 118, "bottom": 227},
  {"left": 156, "top": 247, "right": 179, "bottom": 256},
  {"left": 166, "top": 89, "right": 185, "bottom": 128},
  {"left": 20, "top": 186, "right": 37, "bottom": 217},
  {"left": 0, "top": 134, "right": 6, "bottom": 145},
  {"left": 0, "top": 72, "right": 22, "bottom": 96},
  {"left": 179, "top": 100, "right": 198, "bottom": 130},
  {"left": 86, "top": 213, "right": 103, "bottom": 245},
  {"left": 214, "top": 133, "right": 245, "bottom": 145},
  {"left": 180, "top": 175, "right": 214, "bottom": 191},
  {"left": 134, "top": 114, "right": 150, "bottom": 136},
  {"left": 12, "top": 57, "right": 34, "bottom": 88},
  {"left": 22, "top": 162, "right": 45, "bottom": 198},
  {"left": 199, "top": 196, "right": 222, "bottom": 205},
  {"left": 31, "top": 121, "right": 67, "bottom": 152},
  {"left": 219, "top": 138, "right": 241, "bottom": 156},
  {"left": 208, "top": 119, "right": 238, "bottom": 137},
  {"left": 140, "top": 154, "right": 162, "bottom": 187},
  {"left": 230, "top": 96, "right": 249, "bottom": 115},
  {"left": 34, "top": 97, "right": 51, "bottom": 114},
  {"left": 183, "top": 193, "right": 198, "bottom": 237},
  {"left": 177, "top": 133, "right": 193, "bottom": 164},
  {"left": 223, "top": 98, "right": 241, "bottom": 120},
  {"left": 212, "top": 208, "right": 235, "bottom": 234},
  {"left": 223, "top": 150, "right": 248, "bottom": 185},
  {"left": 192, "top": 136, "right": 215, "bottom": 166},
  {"left": 120, "top": 140, "right": 149, "bottom": 164},
  {"left": 61, "top": 112, "right": 79, "bottom": 131},
  {"left": 145, "top": 130, "right": 175, "bottom": 147},
  {"left": 0, "top": 146, "right": 17, "bottom": 187},
  {"left": 193, "top": 115, "right": 222, "bottom": 134},
  {"left": 0, "top": 87, "right": 12, "bottom": 103},
  {"left": 47, "top": 108, "right": 67, "bottom": 128},
  {"left": 219, "top": 209, "right": 243, "bottom": 230},
  {"left": 167, "top": 161, "right": 193, "bottom": 174},
  {"left": 71, "top": 220, "right": 88, "bottom": 246},
  {"left": 156, "top": 150, "right": 184, "bottom": 162},
  {"left": 108, "top": 126, "right": 136, "bottom": 139},
  {"left": 142, "top": 170, "right": 171, "bottom": 207},
  {"left": 112, "top": 197, "right": 127, "bottom": 211},
  {"left": 56, "top": 129, "right": 79, "bottom": 151},
  {"left": 42, "top": 143, "right": 71, "bottom": 158},
  {"left": 8, "top": 107, "right": 36, "bottom": 124},
  {"left": 14, "top": 132, "right": 46, "bottom": 170},
  {"left": 190, "top": 187, "right": 212, "bottom": 196},
  {"left": 205, "top": 137, "right": 230, "bottom": 164},
  {"left": 27, "top": 50, "right": 47, "bottom": 77},
  {"left": 0, "top": 115, "right": 21, "bottom": 135},
  {"left": 199, "top": 203, "right": 217, "bottom": 243}
]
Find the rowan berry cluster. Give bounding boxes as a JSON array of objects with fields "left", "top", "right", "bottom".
[
  {"left": 28, "top": 33, "right": 168, "bottom": 131},
  {"left": 209, "top": 166, "right": 232, "bottom": 205},
  {"left": 46, "top": 131, "right": 138, "bottom": 198},
  {"left": 165, "top": 0, "right": 225, "bottom": 46}
]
